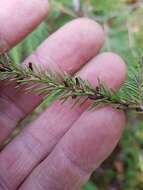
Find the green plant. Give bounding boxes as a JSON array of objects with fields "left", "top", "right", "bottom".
[{"left": 1, "top": 52, "right": 143, "bottom": 114}]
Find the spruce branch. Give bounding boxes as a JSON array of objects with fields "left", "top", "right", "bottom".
[{"left": 1, "top": 53, "right": 143, "bottom": 113}]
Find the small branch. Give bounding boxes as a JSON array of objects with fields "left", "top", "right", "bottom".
[{"left": 1, "top": 53, "right": 143, "bottom": 113}]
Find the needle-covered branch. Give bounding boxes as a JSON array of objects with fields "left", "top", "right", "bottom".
[{"left": 1, "top": 53, "right": 143, "bottom": 112}]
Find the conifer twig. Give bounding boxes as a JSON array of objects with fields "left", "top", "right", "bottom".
[{"left": 1, "top": 53, "right": 143, "bottom": 113}]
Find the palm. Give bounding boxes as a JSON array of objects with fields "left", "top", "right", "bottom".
[{"left": 0, "top": 0, "right": 125, "bottom": 189}]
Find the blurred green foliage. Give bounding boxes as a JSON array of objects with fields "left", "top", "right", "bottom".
[{"left": 9, "top": 0, "right": 143, "bottom": 189}]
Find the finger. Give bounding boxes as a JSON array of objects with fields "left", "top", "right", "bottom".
[
  {"left": 20, "top": 108, "right": 125, "bottom": 190},
  {"left": 0, "top": 53, "right": 126, "bottom": 190},
  {"left": 0, "top": 0, "right": 48, "bottom": 52},
  {"left": 0, "top": 18, "right": 104, "bottom": 142}
]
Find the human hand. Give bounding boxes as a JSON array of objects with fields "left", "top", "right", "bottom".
[{"left": 0, "top": 1, "right": 126, "bottom": 190}]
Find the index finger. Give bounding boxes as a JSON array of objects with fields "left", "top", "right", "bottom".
[{"left": 0, "top": 0, "right": 49, "bottom": 52}]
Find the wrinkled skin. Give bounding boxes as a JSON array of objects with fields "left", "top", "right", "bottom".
[{"left": 0, "top": 1, "right": 126, "bottom": 190}]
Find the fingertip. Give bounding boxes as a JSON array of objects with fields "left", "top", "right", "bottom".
[
  {"left": 61, "top": 106, "right": 126, "bottom": 173},
  {"left": 0, "top": 0, "right": 49, "bottom": 52},
  {"left": 79, "top": 51, "right": 127, "bottom": 90},
  {"left": 98, "top": 52, "right": 127, "bottom": 88},
  {"left": 55, "top": 17, "right": 105, "bottom": 72},
  {"left": 70, "top": 17, "right": 105, "bottom": 47},
  {"left": 24, "top": 17, "right": 105, "bottom": 74},
  {"left": 100, "top": 51, "right": 127, "bottom": 82}
]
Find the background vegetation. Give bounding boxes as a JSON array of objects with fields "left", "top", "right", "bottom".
[{"left": 8, "top": 0, "right": 143, "bottom": 189}]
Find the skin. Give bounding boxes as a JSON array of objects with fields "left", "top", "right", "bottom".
[{"left": 0, "top": 0, "right": 126, "bottom": 189}]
